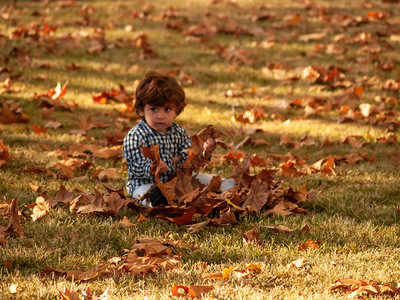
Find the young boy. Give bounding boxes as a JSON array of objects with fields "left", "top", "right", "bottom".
[{"left": 123, "top": 71, "right": 233, "bottom": 207}]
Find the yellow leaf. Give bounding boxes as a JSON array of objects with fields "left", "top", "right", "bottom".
[{"left": 222, "top": 266, "right": 235, "bottom": 279}]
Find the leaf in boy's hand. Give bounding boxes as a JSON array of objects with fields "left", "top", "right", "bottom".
[{"left": 141, "top": 145, "right": 161, "bottom": 181}]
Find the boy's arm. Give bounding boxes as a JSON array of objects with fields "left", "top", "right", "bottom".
[{"left": 123, "top": 133, "right": 154, "bottom": 180}]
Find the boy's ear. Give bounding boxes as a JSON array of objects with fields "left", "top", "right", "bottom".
[{"left": 138, "top": 108, "right": 144, "bottom": 117}]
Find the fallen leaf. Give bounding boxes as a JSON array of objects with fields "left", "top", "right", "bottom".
[
  {"left": 119, "top": 216, "right": 136, "bottom": 228},
  {"left": 243, "top": 229, "right": 260, "bottom": 244}
]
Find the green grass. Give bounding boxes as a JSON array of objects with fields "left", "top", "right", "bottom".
[{"left": 1, "top": 0, "right": 400, "bottom": 299}]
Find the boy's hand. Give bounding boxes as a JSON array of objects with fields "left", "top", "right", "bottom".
[
  {"left": 157, "top": 160, "right": 169, "bottom": 174},
  {"left": 202, "top": 137, "right": 216, "bottom": 158}
]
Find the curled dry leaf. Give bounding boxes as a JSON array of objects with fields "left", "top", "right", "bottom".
[{"left": 30, "top": 196, "right": 50, "bottom": 221}]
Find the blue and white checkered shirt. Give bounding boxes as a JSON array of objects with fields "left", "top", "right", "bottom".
[{"left": 123, "top": 119, "right": 191, "bottom": 196}]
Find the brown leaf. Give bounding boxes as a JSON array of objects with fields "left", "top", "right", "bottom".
[
  {"left": 52, "top": 163, "right": 75, "bottom": 179},
  {"left": 50, "top": 185, "right": 74, "bottom": 207},
  {"left": 188, "top": 285, "right": 215, "bottom": 298},
  {"left": 78, "top": 116, "right": 109, "bottom": 131},
  {"left": 265, "top": 225, "right": 295, "bottom": 233},
  {"left": 57, "top": 287, "right": 80, "bottom": 300},
  {"left": 298, "top": 239, "right": 321, "bottom": 250},
  {"left": 3, "top": 198, "right": 24, "bottom": 237},
  {"left": 287, "top": 258, "right": 308, "bottom": 269},
  {"left": 119, "top": 216, "right": 136, "bottom": 228},
  {"left": 0, "top": 100, "right": 29, "bottom": 124},
  {"left": 157, "top": 177, "right": 177, "bottom": 204},
  {"left": 243, "top": 229, "right": 260, "bottom": 244},
  {"left": 0, "top": 140, "right": 10, "bottom": 168},
  {"left": 241, "top": 179, "right": 269, "bottom": 211}
]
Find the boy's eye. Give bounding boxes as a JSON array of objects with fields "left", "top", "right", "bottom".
[
  {"left": 165, "top": 108, "right": 172, "bottom": 112},
  {"left": 150, "top": 107, "right": 158, "bottom": 112}
]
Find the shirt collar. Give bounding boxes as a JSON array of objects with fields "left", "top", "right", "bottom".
[{"left": 141, "top": 119, "right": 178, "bottom": 135}]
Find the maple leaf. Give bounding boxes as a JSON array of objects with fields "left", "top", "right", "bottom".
[
  {"left": 241, "top": 179, "right": 270, "bottom": 211},
  {"left": 50, "top": 185, "right": 74, "bottom": 207}
]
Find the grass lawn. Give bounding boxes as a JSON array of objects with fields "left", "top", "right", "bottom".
[{"left": 1, "top": 0, "right": 400, "bottom": 299}]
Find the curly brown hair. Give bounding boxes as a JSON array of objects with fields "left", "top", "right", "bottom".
[{"left": 134, "top": 71, "right": 186, "bottom": 116}]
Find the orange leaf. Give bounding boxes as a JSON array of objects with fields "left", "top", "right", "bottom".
[
  {"left": 171, "top": 285, "right": 188, "bottom": 297},
  {"left": 354, "top": 86, "right": 364, "bottom": 98},
  {"left": 222, "top": 266, "right": 235, "bottom": 279},
  {"left": 298, "top": 239, "right": 321, "bottom": 250},
  {"left": 138, "top": 214, "right": 147, "bottom": 222},
  {"left": 188, "top": 285, "right": 215, "bottom": 298},
  {"left": 32, "top": 125, "right": 47, "bottom": 135},
  {"left": 51, "top": 81, "right": 68, "bottom": 100}
]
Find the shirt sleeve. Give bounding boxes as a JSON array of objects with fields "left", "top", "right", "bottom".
[{"left": 123, "top": 130, "right": 154, "bottom": 181}]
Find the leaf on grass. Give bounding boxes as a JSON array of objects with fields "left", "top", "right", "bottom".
[
  {"left": 288, "top": 258, "right": 308, "bottom": 269},
  {"left": 265, "top": 225, "right": 295, "bottom": 233},
  {"left": 329, "top": 278, "right": 400, "bottom": 298},
  {"left": 298, "top": 239, "right": 321, "bottom": 250},
  {"left": 92, "top": 168, "right": 120, "bottom": 181},
  {"left": 119, "top": 216, "right": 136, "bottom": 228},
  {"left": 241, "top": 179, "right": 269, "bottom": 211},
  {"left": 0, "top": 100, "right": 29, "bottom": 124},
  {"left": 203, "top": 266, "right": 235, "bottom": 280},
  {"left": 188, "top": 285, "right": 215, "bottom": 298},
  {"left": 57, "top": 287, "right": 80, "bottom": 300},
  {"left": 31, "top": 196, "right": 50, "bottom": 221},
  {"left": 50, "top": 185, "right": 74, "bottom": 207},
  {"left": 138, "top": 214, "right": 148, "bottom": 222},
  {"left": 52, "top": 162, "right": 75, "bottom": 179},
  {"left": 243, "top": 229, "right": 260, "bottom": 244},
  {"left": 1, "top": 198, "right": 23, "bottom": 237}
]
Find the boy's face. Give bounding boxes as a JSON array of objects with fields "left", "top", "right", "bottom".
[{"left": 139, "top": 104, "right": 177, "bottom": 134}]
